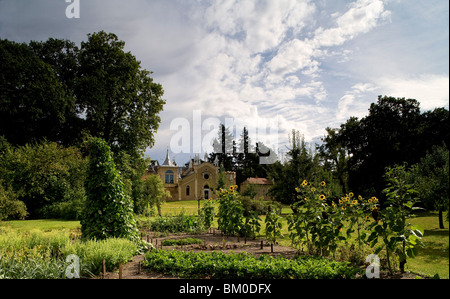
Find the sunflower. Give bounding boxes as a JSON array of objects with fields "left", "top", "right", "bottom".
[
  {"left": 301, "top": 180, "right": 308, "bottom": 186},
  {"left": 320, "top": 194, "right": 326, "bottom": 200},
  {"left": 372, "top": 197, "right": 378, "bottom": 203},
  {"left": 352, "top": 200, "right": 358, "bottom": 205},
  {"left": 339, "top": 198, "right": 343, "bottom": 204},
  {"left": 304, "top": 197, "right": 309, "bottom": 201},
  {"left": 311, "top": 187, "right": 316, "bottom": 192},
  {"left": 349, "top": 192, "right": 354, "bottom": 198},
  {"left": 229, "top": 185, "right": 234, "bottom": 191},
  {"left": 342, "top": 206, "right": 346, "bottom": 211},
  {"left": 295, "top": 187, "right": 300, "bottom": 193},
  {"left": 358, "top": 195, "right": 363, "bottom": 200},
  {"left": 321, "top": 181, "right": 326, "bottom": 187}
]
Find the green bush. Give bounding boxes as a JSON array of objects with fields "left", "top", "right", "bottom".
[
  {"left": 161, "top": 238, "right": 204, "bottom": 246},
  {"left": 147, "top": 211, "right": 203, "bottom": 233},
  {"left": 81, "top": 137, "right": 139, "bottom": 242},
  {"left": 143, "top": 249, "right": 360, "bottom": 279},
  {"left": 0, "top": 139, "right": 87, "bottom": 219},
  {"left": 0, "top": 183, "right": 28, "bottom": 220}
]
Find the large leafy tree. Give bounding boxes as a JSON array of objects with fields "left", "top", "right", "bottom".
[
  {"left": 0, "top": 39, "right": 74, "bottom": 146},
  {"left": 409, "top": 145, "right": 449, "bottom": 228},
  {"left": 76, "top": 31, "right": 165, "bottom": 158},
  {"left": 322, "top": 96, "right": 449, "bottom": 200},
  {"left": 3, "top": 32, "right": 165, "bottom": 159}
]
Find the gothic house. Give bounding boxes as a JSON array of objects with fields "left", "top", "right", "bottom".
[{"left": 147, "top": 149, "right": 236, "bottom": 201}]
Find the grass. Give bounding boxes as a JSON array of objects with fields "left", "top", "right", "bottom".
[
  {"left": 0, "top": 219, "right": 80, "bottom": 233},
  {"left": 406, "top": 211, "right": 449, "bottom": 279}
]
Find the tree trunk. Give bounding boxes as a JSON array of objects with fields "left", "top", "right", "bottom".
[{"left": 439, "top": 209, "right": 445, "bottom": 229}]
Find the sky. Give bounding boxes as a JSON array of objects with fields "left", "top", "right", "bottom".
[{"left": 1, "top": 0, "right": 448, "bottom": 165}]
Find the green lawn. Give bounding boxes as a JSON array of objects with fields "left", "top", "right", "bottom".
[
  {"left": 406, "top": 212, "right": 449, "bottom": 278},
  {"left": 0, "top": 219, "right": 80, "bottom": 233}
]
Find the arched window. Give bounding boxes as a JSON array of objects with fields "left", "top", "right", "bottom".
[
  {"left": 165, "top": 170, "right": 174, "bottom": 184},
  {"left": 204, "top": 184, "right": 210, "bottom": 200},
  {"left": 186, "top": 185, "right": 190, "bottom": 196}
]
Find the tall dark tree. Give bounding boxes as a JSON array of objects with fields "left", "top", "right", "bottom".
[
  {"left": 0, "top": 39, "right": 74, "bottom": 145},
  {"left": 28, "top": 38, "right": 82, "bottom": 146},
  {"left": 235, "top": 127, "right": 268, "bottom": 186},
  {"left": 76, "top": 31, "right": 165, "bottom": 158},
  {"left": 268, "top": 130, "right": 317, "bottom": 204},
  {"left": 324, "top": 95, "right": 449, "bottom": 201},
  {"left": 211, "top": 124, "right": 235, "bottom": 171}
]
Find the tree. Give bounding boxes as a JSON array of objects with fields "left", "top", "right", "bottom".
[
  {"left": 318, "top": 127, "right": 349, "bottom": 194},
  {"left": 140, "top": 174, "right": 171, "bottom": 216},
  {"left": 235, "top": 127, "right": 268, "bottom": 186},
  {"left": 0, "top": 39, "right": 74, "bottom": 146},
  {"left": 325, "top": 96, "right": 448, "bottom": 200},
  {"left": 28, "top": 38, "right": 83, "bottom": 146},
  {"left": 211, "top": 124, "right": 235, "bottom": 171},
  {"left": 409, "top": 145, "right": 449, "bottom": 228},
  {"left": 0, "top": 139, "right": 87, "bottom": 219},
  {"left": 76, "top": 31, "right": 165, "bottom": 158},
  {"left": 81, "top": 137, "right": 138, "bottom": 241},
  {"left": 268, "top": 130, "right": 317, "bottom": 204}
]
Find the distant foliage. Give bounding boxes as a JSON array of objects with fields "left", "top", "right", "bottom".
[{"left": 0, "top": 138, "right": 87, "bottom": 219}]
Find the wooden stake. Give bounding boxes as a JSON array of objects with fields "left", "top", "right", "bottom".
[
  {"left": 102, "top": 259, "right": 106, "bottom": 279},
  {"left": 260, "top": 240, "right": 263, "bottom": 250},
  {"left": 119, "top": 262, "right": 123, "bottom": 279}
]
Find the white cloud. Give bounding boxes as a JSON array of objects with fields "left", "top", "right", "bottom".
[
  {"left": 378, "top": 74, "right": 450, "bottom": 111},
  {"left": 314, "top": 0, "right": 391, "bottom": 47}
]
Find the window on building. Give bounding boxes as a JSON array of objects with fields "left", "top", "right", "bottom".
[
  {"left": 186, "top": 185, "right": 190, "bottom": 196},
  {"left": 203, "top": 172, "right": 209, "bottom": 180},
  {"left": 165, "top": 170, "right": 174, "bottom": 184},
  {"left": 204, "top": 185, "right": 209, "bottom": 200}
]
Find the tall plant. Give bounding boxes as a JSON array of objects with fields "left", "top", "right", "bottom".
[
  {"left": 367, "top": 165, "right": 424, "bottom": 274},
  {"left": 81, "top": 137, "right": 139, "bottom": 242},
  {"left": 217, "top": 185, "right": 244, "bottom": 236}
]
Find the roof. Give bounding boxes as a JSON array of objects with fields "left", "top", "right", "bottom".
[
  {"left": 162, "top": 147, "right": 174, "bottom": 166},
  {"left": 244, "top": 177, "right": 273, "bottom": 185}
]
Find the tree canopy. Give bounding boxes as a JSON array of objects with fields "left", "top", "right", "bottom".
[{"left": 1, "top": 31, "right": 165, "bottom": 159}]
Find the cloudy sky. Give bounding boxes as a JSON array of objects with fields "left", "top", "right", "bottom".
[{"left": 1, "top": 0, "right": 448, "bottom": 164}]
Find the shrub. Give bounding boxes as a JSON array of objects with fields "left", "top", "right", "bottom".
[
  {"left": 81, "top": 137, "right": 139, "bottom": 242},
  {"left": 217, "top": 185, "right": 244, "bottom": 236},
  {"left": 147, "top": 211, "right": 203, "bottom": 233},
  {"left": 0, "top": 183, "right": 28, "bottom": 220}
]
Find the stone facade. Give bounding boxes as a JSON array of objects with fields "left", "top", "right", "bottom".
[{"left": 148, "top": 149, "right": 236, "bottom": 201}]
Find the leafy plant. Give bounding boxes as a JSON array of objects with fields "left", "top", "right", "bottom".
[
  {"left": 80, "top": 137, "right": 139, "bottom": 242},
  {"left": 367, "top": 165, "right": 424, "bottom": 274},
  {"left": 198, "top": 199, "right": 215, "bottom": 230},
  {"left": 143, "top": 249, "right": 360, "bottom": 279},
  {"left": 147, "top": 210, "right": 203, "bottom": 233},
  {"left": 217, "top": 185, "right": 244, "bottom": 236},
  {"left": 264, "top": 204, "right": 282, "bottom": 252}
]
